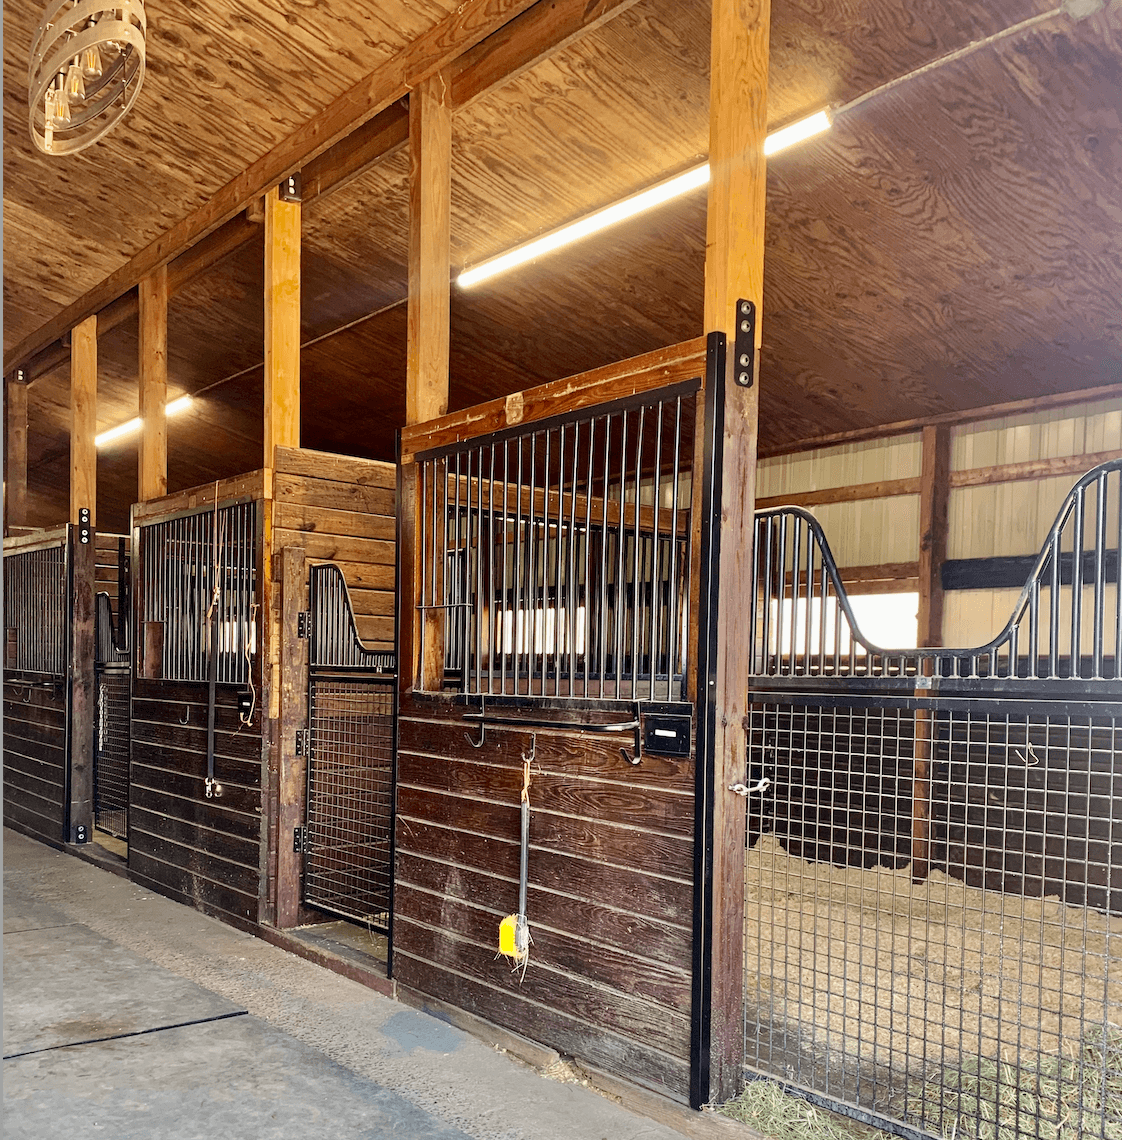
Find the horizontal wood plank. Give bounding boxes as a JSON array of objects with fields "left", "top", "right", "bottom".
[{"left": 274, "top": 447, "right": 395, "bottom": 487}]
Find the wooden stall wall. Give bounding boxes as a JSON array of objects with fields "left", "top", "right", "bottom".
[
  {"left": 264, "top": 446, "right": 397, "bottom": 929},
  {"left": 128, "top": 475, "right": 268, "bottom": 930},
  {"left": 3, "top": 529, "right": 71, "bottom": 845},
  {"left": 94, "top": 532, "right": 128, "bottom": 625},
  {"left": 394, "top": 703, "right": 696, "bottom": 1098}
]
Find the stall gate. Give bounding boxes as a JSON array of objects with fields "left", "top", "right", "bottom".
[
  {"left": 94, "top": 576, "right": 130, "bottom": 839},
  {"left": 744, "top": 459, "right": 1122, "bottom": 1140},
  {"left": 302, "top": 562, "right": 397, "bottom": 932}
]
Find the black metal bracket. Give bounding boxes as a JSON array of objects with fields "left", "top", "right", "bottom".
[
  {"left": 293, "top": 825, "right": 307, "bottom": 853},
  {"left": 278, "top": 172, "right": 302, "bottom": 202},
  {"left": 296, "top": 728, "right": 310, "bottom": 756},
  {"left": 733, "top": 298, "right": 756, "bottom": 388},
  {"left": 77, "top": 507, "right": 92, "bottom": 546},
  {"left": 297, "top": 611, "right": 310, "bottom": 639}
]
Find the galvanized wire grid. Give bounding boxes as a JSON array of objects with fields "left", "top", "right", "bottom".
[
  {"left": 744, "top": 701, "right": 1122, "bottom": 1140},
  {"left": 304, "top": 678, "right": 394, "bottom": 928},
  {"left": 94, "top": 669, "right": 130, "bottom": 839}
]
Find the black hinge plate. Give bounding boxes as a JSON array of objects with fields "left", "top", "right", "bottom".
[
  {"left": 77, "top": 507, "right": 92, "bottom": 546},
  {"left": 296, "top": 728, "right": 310, "bottom": 756},
  {"left": 297, "top": 611, "right": 310, "bottom": 639},
  {"left": 293, "top": 825, "right": 307, "bottom": 853},
  {"left": 278, "top": 172, "right": 302, "bottom": 202},
  {"left": 733, "top": 298, "right": 756, "bottom": 388}
]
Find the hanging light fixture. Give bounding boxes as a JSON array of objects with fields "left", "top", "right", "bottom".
[{"left": 28, "top": 1, "right": 147, "bottom": 156}]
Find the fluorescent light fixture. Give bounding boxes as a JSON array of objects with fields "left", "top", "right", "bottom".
[
  {"left": 95, "top": 393, "right": 193, "bottom": 448},
  {"left": 457, "top": 110, "right": 831, "bottom": 288},
  {"left": 763, "top": 109, "right": 832, "bottom": 156}
]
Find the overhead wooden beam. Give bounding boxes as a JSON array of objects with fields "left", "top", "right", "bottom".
[
  {"left": 406, "top": 71, "right": 452, "bottom": 428},
  {"left": 70, "top": 316, "right": 97, "bottom": 525},
  {"left": 5, "top": 376, "right": 28, "bottom": 533},
  {"left": 139, "top": 266, "right": 169, "bottom": 501},
  {"left": 692, "top": 0, "right": 770, "bottom": 1111},
  {"left": 264, "top": 185, "right": 302, "bottom": 466},
  {"left": 5, "top": 0, "right": 540, "bottom": 379},
  {"left": 917, "top": 425, "right": 952, "bottom": 647}
]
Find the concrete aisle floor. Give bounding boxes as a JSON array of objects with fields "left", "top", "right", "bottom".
[{"left": 2, "top": 828, "right": 727, "bottom": 1140}]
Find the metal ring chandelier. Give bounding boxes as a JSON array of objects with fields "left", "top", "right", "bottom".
[{"left": 28, "top": 0, "right": 146, "bottom": 156}]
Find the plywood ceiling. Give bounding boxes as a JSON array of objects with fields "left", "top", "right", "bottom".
[{"left": 5, "top": 0, "right": 1122, "bottom": 531}]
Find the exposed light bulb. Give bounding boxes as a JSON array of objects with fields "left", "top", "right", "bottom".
[
  {"left": 66, "top": 62, "right": 85, "bottom": 104},
  {"left": 43, "top": 90, "right": 56, "bottom": 151},
  {"left": 52, "top": 84, "right": 72, "bottom": 126},
  {"left": 82, "top": 45, "right": 103, "bottom": 80}
]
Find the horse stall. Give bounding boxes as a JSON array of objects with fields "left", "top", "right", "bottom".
[
  {"left": 393, "top": 342, "right": 710, "bottom": 1101},
  {"left": 743, "top": 458, "right": 1122, "bottom": 1140},
  {"left": 127, "top": 446, "right": 396, "bottom": 942},
  {"left": 4, "top": 525, "right": 130, "bottom": 853}
]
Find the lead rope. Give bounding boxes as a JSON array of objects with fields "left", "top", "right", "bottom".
[{"left": 498, "top": 734, "right": 534, "bottom": 982}]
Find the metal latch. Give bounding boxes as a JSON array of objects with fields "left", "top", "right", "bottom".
[
  {"left": 297, "top": 611, "right": 310, "bottom": 639},
  {"left": 293, "top": 826, "right": 308, "bottom": 853},
  {"left": 729, "top": 777, "right": 771, "bottom": 797},
  {"left": 204, "top": 776, "right": 223, "bottom": 799},
  {"left": 296, "top": 728, "right": 310, "bottom": 756}
]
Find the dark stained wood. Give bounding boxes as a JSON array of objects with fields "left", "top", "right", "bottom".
[
  {"left": 68, "top": 533, "right": 96, "bottom": 843},
  {"left": 917, "top": 425, "right": 951, "bottom": 648},
  {"left": 2, "top": 680, "right": 67, "bottom": 843},
  {"left": 5, "top": 378, "right": 28, "bottom": 532}
]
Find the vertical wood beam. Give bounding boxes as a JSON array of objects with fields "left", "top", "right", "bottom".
[
  {"left": 264, "top": 184, "right": 302, "bottom": 467},
  {"left": 917, "top": 424, "right": 952, "bottom": 647},
  {"left": 71, "top": 315, "right": 97, "bottom": 525},
  {"left": 139, "top": 265, "right": 169, "bottom": 501},
  {"left": 693, "top": 0, "right": 770, "bottom": 1109},
  {"left": 5, "top": 376, "right": 28, "bottom": 532},
  {"left": 406, "top": 71, "right": 452, "bottom": 428},
  {"left": 407, "top": 72, "right": 452, "bottom": 689}
]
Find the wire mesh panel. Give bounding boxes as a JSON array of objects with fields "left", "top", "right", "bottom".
[
  {"left": 745, "top": 698, "right": 1122, "bottom": 1140},
  {"left": 3, "top": 540, "right": 68, "bottom": 676},
  {"left": 304, "top": 677, "right": 395, "bottom": 928},
  {"left": 94, "top": 668, "right": 130, "bottom": 838},
  {"left": 136, "top": 501, "right": 257, "bottom": 683},
  {"left": 415, "top": 381, "right": 698, "bottom": 700}
]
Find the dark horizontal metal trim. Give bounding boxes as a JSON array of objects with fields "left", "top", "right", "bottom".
[
  {"left": 747, "top": 691, "right": 1122, "bottom": 718},
  {"left": 943, "top": 549, "right": 1119, "bottom": 591}
]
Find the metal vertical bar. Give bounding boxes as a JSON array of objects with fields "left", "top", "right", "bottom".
[
  {"left": 1048, "top": 529, "right": 1061, "bottom": 678},
  {"left": 1072, "top": 486, "right": 1085, "bottom": 676},
  {"left": 567, "top": 420, "right": 580, "bottom": 698},
  {"left": 1092, "top": 470, "right": 1106, "bottom": 679},
  {"left": 527, "top": 432, "right": 539, "bottom": 695},
  {"left": 583, "top": 418, "right": 595, "bottom": 696},
  {"left": 614, "top": 411, "right": 629, "bottom": 698},
  {"left": 630, "top": 407, "right": 645, "bottom": 695},
  {"left": 514, "top": 437, "right": 524, "bottom": 694},
  {"left": 598, "top": 414, "right": 612, "bottom": 698},
  {"left": 501, "top": 441, "right": 510, "bottom": 695},
  {"left": 475, "top": 444, "right": 485, "bottom": 693},
  {"left": 667, "top": 399, "right": 683, "bottom": 701},
  {"left": 1115, "top": 468, "right": 1122, "bottom": 680},
  {"left": 649, "top": 402, "right": 664, "bottom": 701},
  {"left": 488, "top": 442, "right": 496, "bottom": 695},
  {"left": 790, "top": 514, "right": 803, "bottom": 675}
]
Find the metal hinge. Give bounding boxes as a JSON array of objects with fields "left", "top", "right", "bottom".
[
  {"left": 297, "top": 611, "right": 310, "bottom": 639},
  {"left": 293, "top": 825, "right": 307, "bottom": 853},
  {"left": 296, "top": 728, "right": 310, "bottom": 756},
  {"left": 733, "top": 298, "right": 756, "bottom": 388}
]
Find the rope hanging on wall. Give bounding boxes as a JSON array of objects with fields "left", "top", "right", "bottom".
[
  {"left": 29, "top": 0, "right": 147, "bottom": 156},
  {"left": 498, "top": 736, "right": 535, "bottom": 981}
]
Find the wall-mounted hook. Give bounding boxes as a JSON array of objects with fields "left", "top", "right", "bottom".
[
  {"left": 180, "top": 706, "right": 191, "bottom": 725},
  {"left": 619, "top": 705, "right": 642, "bottom": 766},
  {"left": 464, "top": 695, "right": 486, "bottom": 748},
  {"left": 21, "top": 686, "right": 32, "bottom": 704}
]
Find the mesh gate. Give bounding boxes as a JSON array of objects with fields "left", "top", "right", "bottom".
[
  {"left": 94, "top": 592, "right": 130, "bottom": 839},
  {"left": 743, "top": 459, "right": 1122, "bottom": 1140},
  {"left": 303, "top": 564, "right": 396, "bottom": 930}
]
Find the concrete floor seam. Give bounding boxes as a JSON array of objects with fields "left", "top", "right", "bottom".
[{"left": 2, "top": 1009, "right": 250, "bottom": 1061}]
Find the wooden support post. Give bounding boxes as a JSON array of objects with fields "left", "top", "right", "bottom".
[
  {"left": 5, "top": 375, "right": 28, "bottom": 533},
  {"left": 264, "top": 183, "right": 301, "bottom": 467},
  {"left": 407, "top": 71, "right": 452, "bottom": 689},
  {"left": 917, "top": 424, "right": 952, "bottom": 647},
  {"left": 139, "top": 265, "right": 168, "bottom": 501},
  {"left": 71, "top": 316, "right": 97, "bottom": 526},
  {"left": 406, "top": 71, "right": 452, "bottom": 428},
  {"left": 68, "top": 315, "right": 98, "bottom": 845},
  {"left": 691, "top": 0, "right": 770, "bottom": 1109}
]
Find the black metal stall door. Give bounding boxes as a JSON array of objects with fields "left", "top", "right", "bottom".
[
  {"left": 303, "top": 564, "right": 397, "bottom": 930},
  {"left": 94, "top": 592, "right": 130, "bottom": 839}
]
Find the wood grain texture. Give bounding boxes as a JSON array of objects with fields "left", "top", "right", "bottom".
[
  {"left": 407, "top": 70, "right": 453, "bottom": 427},
  {"left": 264, "top": 186, "right": 302, "bottom": 465},
  {"left": 917, "top": 425, "right": 951, "bottom": 647},
  {"left": 2, "top": 681, "right": 68, "bottom": 843},
  {"left": 699, "top": 0, "right": 769, "bottom": 1105},
  {"left": 70, "top": 316, "right": 97, "bottom": 526},
  {"left": 139, "top": 266, "right": 169, "bottom": 501},
  {"left": 5, "top": 378, "right": 28, "bottom": 531}
]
